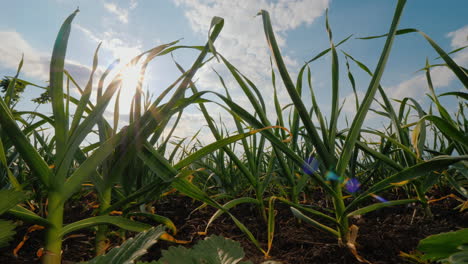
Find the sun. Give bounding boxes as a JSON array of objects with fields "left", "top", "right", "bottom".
[
  {"left": 120, "top": 64, "right": 144, "bottom": 94},
  {"left": 113, "top": 61, "right": 146, "bottom": 115}
]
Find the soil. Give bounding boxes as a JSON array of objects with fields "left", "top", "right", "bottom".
[{"left": 1, "top": 188, "right": 467, "bottom": 264}]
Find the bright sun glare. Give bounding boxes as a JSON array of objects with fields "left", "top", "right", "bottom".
[
  {"left": 115, "top": 48, "right": 145, "bottom": 95},
  {"left": 115, "top": 59, "right": 145, "bottom": 114}
]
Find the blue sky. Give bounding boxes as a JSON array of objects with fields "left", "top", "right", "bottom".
[{"left": 1, "top": 0, "right": 467, "bottom": 143}]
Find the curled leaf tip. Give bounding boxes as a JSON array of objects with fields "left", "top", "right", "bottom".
[{"left": 256, "top": 10, "right": 266, "bottom": 16}]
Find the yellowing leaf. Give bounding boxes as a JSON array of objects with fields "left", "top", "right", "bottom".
[
  {"left": 346, "top": 225, "right": 372, "bottom": 264},
  {"left": 390, "top": 180, "right": 409, "bottom": 186},
  {"left": 411, "top": 122, "right": 422, "bottom": 158},
  {"left": 160, "top": 232, "right": 191, "bottom": 244}
]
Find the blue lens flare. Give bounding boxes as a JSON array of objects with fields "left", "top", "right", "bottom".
[
  {"left": 345, "top": 178, "right": 361, "bottom": 193},
  {"left": 370, "top": 193, "right": 388, "bottom": 203},
  {"left": 302, "top": 156, "right": 319, "bottom": 175},
  {"left": 324, "top": 172, "right": 389, "bottom": 203}
]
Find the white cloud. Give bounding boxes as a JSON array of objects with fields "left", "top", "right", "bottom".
[
  {"left": 130, "top": 0, "right": 138, "bottom": 10},
  {"left": 74, "top": 24, "right": 143, "bottom": 63},
  {"left": 172, "top": 0, "right": 329, "bottom": 72},
  {"left": 171, "top": 0, "right": 329, "bottom": 137},
  {"left": 388, "top": 25, "right": 468, "bottom": 100},
  {"left": 0, "top": 31, "right": 48, "bottom": 80},
  {"left": 173, "top": 0, "right": 329, "bottom": 79},
  {"left": 447, "top": 25, "right": 468, "bottom": 49},
  {"left": 0, "top": 31, "right": 93, "bottom": 87},
  {"left": 340, "top": 24, "right": 468, "bottom": 123},
  {"left": 341, "top": 90, "right": 364, "bottom": 116},
  {"left": 103, "top": 2, "right": 129, "bottom": 24}
]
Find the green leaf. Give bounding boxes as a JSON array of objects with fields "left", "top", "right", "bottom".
[
  {"left": 0, "top": 139, "right": 21, "bottom": 189},
  {"left": 86, "top": 226, "right": 165, "bottom": 264},
  {"left": 421, "top": 115, "right": 468, "bottom": 148},
  {"left": 156, "top": 235, "right": 253, "bottom": 264},
  {"left": 418, "top": 228, "right": 468, "bottom": 261},
  {"left": 359, "top": 28, "right": 468, "bottom": 88},
  {"left": 336, "top": 0, "right": 407, "bottom": 177},
  {"left": 204, "top": 197, "right": 260, "bottom": 234},
  {"left": 325, "top": 9, "right": 340, "bottom": 155},
  {"left": 153, "top": 246, "right": 192, "bottom": 264},
  {"left": 69, "top": 43, "right": 101, "bottom": 136},
  {"left": 7, "top": 205, "right": 52, "bottom": 227},
  {"left": 59, "top": 41, "right": 179, "bottom": 187},
  {"left": 449, "top": 246, "right": 468, "bottom": 264},
  {"left": 259, "top": 9, "right": 332, "bottom": 168},
  {"left": 446, "top": 165, "right": 468, "bottom": 199},
  {"left": 181, "top": 58, "right": 260, "bottom": 193},
  {"left": 0, "top": 220, "right": 16, "bottom": 248},
  {"left": 128, "top": 212, "right": 177, "bottom": 235},
  {"left": 101, "top": 179, "right": 168, "bottom": 215},
  {"left": 290, "top": 207, "right": 338, "bottom": 237},
  {"left": 174, "top": 131, "right": 260, "bottom": 170},
  {"left": 210, "top": 92, "right": 335, "bottom": 195},
  {"left": 0, "top": 97, "right": 52, "bottom": 186},
  {"left": 62, "top": 129, "right": 127, "bottom": 200},
  {"left": 276, "top": 197, "right": 337, "bottom": 223},
  {"left": 50, "top": 9, "right": 79, "bottom": 166},
  {"left": 439, "top": 91, "right": 468, "bottom": 100},
  {"left": 347, "top": 199, "right": 418, "bottom": 217},
  {"left": 0, "top": 189, "right": 26, "bottom": 215},
  {"left": 346, "top": 155, "right": 468, "bottom": 213},
  {"left": 208, "top": 17, "right": 224, "bottom": 62},
  {"left": 60, "top": 215, "right": 151, "bottom": 237},
  {"left": 5, "top": 55, "right": 23, "bottom": 106}
]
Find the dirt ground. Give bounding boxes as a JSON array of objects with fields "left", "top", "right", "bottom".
[{"left": 1, "top": 188, "right": 467, "bottom": 263}]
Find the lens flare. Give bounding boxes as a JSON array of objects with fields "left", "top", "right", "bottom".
[
  {"left": 345, "top": 178, "right": 361, "bottom": 193},
  {"left": 370, "top": 193, "right": 388, "bottom": 203},
  {"left": 323, "top": 171, "right": 389, "bottom": 203},
  {"left": 302, "top": 156, "right": 319, "bottom": 175},
  {"left": 325, "top": 171, "right": 344, "bottom": 182}
]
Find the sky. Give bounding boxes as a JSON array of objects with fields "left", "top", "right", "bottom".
[{"left": 0, "top": 0, "right": 467, "bottom": 146}]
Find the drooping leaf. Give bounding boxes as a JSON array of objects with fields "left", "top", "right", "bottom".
[
  {"left": 290, "top": 207, "right": 338, "bottom": 237},
  {"left": 7, "top": 205, "right": 51, "bottom": 227},
  {"left": 128, "top": 212, "right": 177, "bottom": 235},
  {"left": 347, "top": 199, "right": 419, "bottom": 217},
  {"left": 60, "top": 215, "right": 151, "bottom": 237},
  {"left": 86, "top": 226, "right": 165, "bottom": 264}
]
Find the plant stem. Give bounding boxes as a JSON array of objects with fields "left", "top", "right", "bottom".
[
  {"left": 42, "top": 191, "right": 64, "bottom": 264},
  {"left": 255, "top": 189, "right": 267, "bottom": 222},
  {"left": 332, "top": 183, "right": 348, "bottom": 245},
  {"left": 414, "top": 183, "right": 433, "bottom": 219},
  {"left": 95, "top": 186, "right": 112, "bottom": 256}
]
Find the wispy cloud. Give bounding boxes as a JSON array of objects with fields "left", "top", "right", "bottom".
[
  {"left": 74, "top": 24, "right": 143, "bottom": 62},
  {"left": 103, "top": 2, "right": 129, "bottom": 24},
  {"left": 130, "top": 0, "right": 138, "bottom": 10}
]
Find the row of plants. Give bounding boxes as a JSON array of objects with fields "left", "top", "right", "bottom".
[{"left": 1, "top": 0, "right": 467, "bottom": 263}]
